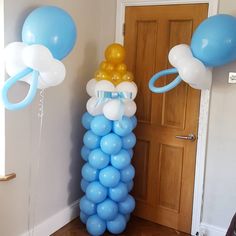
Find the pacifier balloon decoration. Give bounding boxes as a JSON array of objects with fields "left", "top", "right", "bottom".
[
  {"left": 86, "top": 43, "right": 137, "bottom": 121},
  {"left": 149, "top": 14, "right": 236, "bottom": 93},
  {"left": 2, "top": 6, "right": 77, "bottom": 110}
]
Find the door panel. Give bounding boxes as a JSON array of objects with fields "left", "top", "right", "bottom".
[{"left": 124, "top": 4, "right": 208, "bottom": 233}]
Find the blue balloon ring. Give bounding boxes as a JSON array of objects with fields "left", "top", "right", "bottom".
[{"left": 148, "top": 68, "right": 182, "bottom": 93}]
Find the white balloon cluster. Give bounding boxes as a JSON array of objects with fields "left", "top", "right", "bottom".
[
  {"left": 86, "top": 79, "right": 138, "bottom": 121},
  {"left": 168, "top": 44, "right": 212, "bottom": 89},
  {"left": 5, "top": 42, "right": 66, "bottom": 89}
]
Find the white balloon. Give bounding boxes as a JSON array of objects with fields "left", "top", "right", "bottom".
[
  {"left": 86, "top": 97, "right": 104, "bottom": 116},
  {"left": 40, "top": 60, "right": 66, "bottom": 87},
  {"left": 168, "top": 44, "right": 192, "bottom": 68},
  {"left": 116, "top": 81, "right": 138, "bottom": 100},
  {"left": 95, "top": 80, "right": 115, "bottom": 97},
  {"left": 188, "top": 68, "right": 212, "bottom": 90},
  {"left": 179, "top": 58, "right": 207, "bottom": 85},
  {"left": 22, "top": 44, "right": 53, "bottom": 72},
  {"left": 124, "top": 100, "right": 137, "bottom": 117},
  {"left": 103, "top": 99, "right": 122, "bottom": 121},
  {"left": 4, "top": 42, "right": 27, "bottom": 76},
  {"left": 86, "top": 79, "right": 97, "bottom": 97},
  {"left": 5, "top": 61, "right": 27, "bottom": 77}
]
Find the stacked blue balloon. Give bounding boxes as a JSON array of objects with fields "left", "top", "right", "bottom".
[{"left": 80, "top": 112, "right": 137, "bottom": 235}]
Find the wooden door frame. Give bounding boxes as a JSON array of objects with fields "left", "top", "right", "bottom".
[{"left": 116, "top": 1, "right": 219, "bottom": 235}]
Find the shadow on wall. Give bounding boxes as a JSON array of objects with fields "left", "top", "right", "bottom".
[
  {"left": 5, "top": 6, "right": 38, "bottom": 43},
  {"left": 67, "top": 41, "right": 99, "bottom": 212}
]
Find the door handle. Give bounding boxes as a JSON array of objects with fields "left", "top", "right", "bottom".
[{"left": 176, "top": 133, "right": 196, "bottom": 141}]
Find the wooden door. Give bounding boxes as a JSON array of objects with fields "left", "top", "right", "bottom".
[{"left": 124, "top": 4, "right": 208, "bottom": 233}]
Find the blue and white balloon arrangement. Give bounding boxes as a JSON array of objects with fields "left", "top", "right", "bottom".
[
  {"left": 80, "top": 48, "right": 138, "bottom": 235},
  {"left": 2, "top": 6, "right": 77, "bottom": 110},
  {"left": 149, "top": 14, "right": 236, "bottom": 93}
]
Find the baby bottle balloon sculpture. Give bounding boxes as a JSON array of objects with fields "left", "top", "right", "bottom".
[
  {"left": 80, "top": 43, "right": 137, "bottom": 235},
  {"left": 2, "top": 6, "right": 77, "bottom": 110},
  {"left": 149, "top": 14, "right": 236, "bottom": 93}
]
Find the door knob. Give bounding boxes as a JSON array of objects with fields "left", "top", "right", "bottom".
[{"left": 176, "top": 133, "right": 196, "bottom": 141}]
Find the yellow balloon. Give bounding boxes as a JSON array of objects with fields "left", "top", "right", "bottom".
[
  {"left": 111, "top": 71, "right": 123, "bottom": 85},
  {"left": 105, "top": 43, "right": 126, "bottom": 65},
  {"left": 115, "top": 63, "right": 127, "bottom": 75},
  {"left": 95, "top": 70, "right": 112, "bottom": 81},
  {"left": 99, "top": 61, "right": 108, "bottom": 70},
  {"left": 99, "top": 61, "right": 115, "bottom": 74},
  {"left": 105, "top": 63, "right": 115, "bottom": 74},
  {"left": 122, "top": 71, "right": 134, "bottom": 82}
]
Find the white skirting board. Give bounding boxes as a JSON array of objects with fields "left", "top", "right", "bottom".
[
  {"left": 21, "top": 199, "right": 80, "bottom": 236},
  {"left": 199, "top": 223, "right": 227, "bottom": 236}
]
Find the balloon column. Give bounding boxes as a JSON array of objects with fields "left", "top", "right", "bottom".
[
  {"left": 2, "top": 6, "right": 77, "bottom": 110},
  {"left": 149, "top": 14, "right": 236, "bottom": 93},
  {"left": 80, "top": 43, "right": 137, "bottom": 235}
]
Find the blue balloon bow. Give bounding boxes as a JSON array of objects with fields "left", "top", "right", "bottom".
[{"left": 96, "top": 90, "right": 133, "bottom": 123}]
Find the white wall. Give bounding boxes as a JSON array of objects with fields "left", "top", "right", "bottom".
[
  {"left": 0, "top": 0, "right": 116, "bottom": 236},
  {"left": 201, "top": 0, "right": 236, "bottom": 232}
]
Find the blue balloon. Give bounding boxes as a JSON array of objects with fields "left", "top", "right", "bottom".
[
  {"left": 118, "top": 195, "right": 135, "bottom": 214},
  {"left": 22, "top": 6, "right": 77, "bottom": 60},
  {"left": 86, "top": 181, "right": 107, "bottom": 204},
  {"left": 81, "top": 146, "right": 91, "bottom": 162},
  {"left": 81, "top": 112, "right": 94, "bottom": 130},
  {"left": 80, "top": 178, "right": 89, "bottom": 193},
  {"left": 122, "top": 132, "right": 136, "bottom": 149},
  {"left": 113, "top": 117, "right": 133, "bottom": 136},
  {"left": 83, "top": 130, "right": 101, "bottom": 149},
  {"left": 107, "top": 214, "right": 127, "bottom": 234},
  {"left": 2, "top": 68, "right": 38, "bottom": 111},
  {"left": 97, "top": 199, "right": 118, "bottom": 221},
  {"left": 81, "top": 163, "right": 99, "bottom": 182},
  {"left": 130, "top": 116, "right": 138, "bottom": 129},
  {"left": 109, "top": 182, "right": 128, "bottom": 202},
  {"left": 80, "top": 211, "right": 88, "bottom": 224},
  {"left": 86, "top": 215, "right": 106, "bottom": 236},
  {"left": 100, "top": 133, "right": 122, "bottom": 155},
  {"left": 79, "top": 196, "right": 96, "bottom": 216},
  {"left": 127, "top": 149, "right": 134, "bottom": 159},
  {"left": 126, "top": 180, "right": 134, "bottom": 192},
  {"left": 120, "top": 165, "right": 135, "bottom": 183},
  {"left": 88, "top": 148, "right": 110, "bottom": 169},
  {"left": 90, "top": 115, "right": 112, "bottom": 136},
  {"left": 111, "top": 149, "right": 131, "bottom": 170},
  {"left": 99, "top": 166, "right": 121, "bottom": 188},
  {"left": 191, "top": 14, "right": 236, "bottom": 67},
  {"left": 124, "top": 214, "right": 130, "bottom": 222}
]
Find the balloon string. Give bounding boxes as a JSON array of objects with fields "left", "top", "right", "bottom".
[{"left": 27, "top": 89, "right": 45, "bottom": 236}]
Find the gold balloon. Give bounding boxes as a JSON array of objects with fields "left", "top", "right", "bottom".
[
  {"left": 111, "top": 71, "right": 123, "bottom": 85},
  {"left": 105, "top": 43, "right": 126, "bottom": 65},
  {"left": 105, "top": 63, "right": 115, "bottom": 74},
  {"left": 122, "top": 71, "right": 134, "bottom": 82},
  {"left": 99, "top": 61, "right": 108, "bottom": 70},
  {"left": 95, "top": 70, "right": 112, "bottom": 81},
  {"left": 99, "top": 61, "right": 115, "bottom": 74},
  {"left": 115, "top": 63, "right": 127, "bottom": 75}
]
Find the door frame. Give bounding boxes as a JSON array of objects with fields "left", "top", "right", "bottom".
[{"left": 115, "top": 1, "right": 219, "bottom": 235}]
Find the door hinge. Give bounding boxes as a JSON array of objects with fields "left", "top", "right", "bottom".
[{"left": 123, "top": 23, "right": 126, "bottom": 36}]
